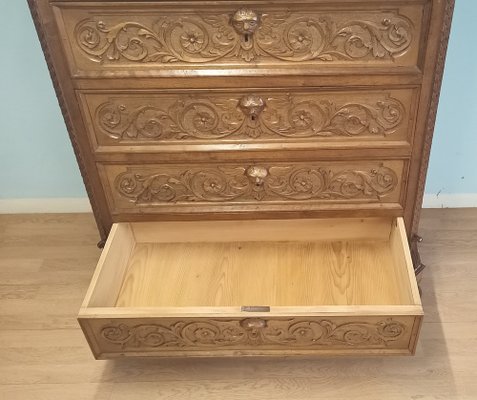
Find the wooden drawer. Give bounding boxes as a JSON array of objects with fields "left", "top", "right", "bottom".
[
  {"left": 79, "top": 87, "right": 417, "bottom": 151},
  {"left": 98, "top": 160, "right": 406, "bottom": 216},
  {"left": 53, "top": 1, "right": 426, "bottom": 78},
  {"left": 78, "top": 217, "right": 423, "bottom": 358}
]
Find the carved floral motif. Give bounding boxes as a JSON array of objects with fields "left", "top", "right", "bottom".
[
  {"left": 96, "top": 94, "right": 405, "bottom": 141},
  {"left": 74, "top": 10, "right": 413, "bottom": 64},
  {"left": 100, "top": 318, "right": 406, "bottom": 349},
  {"left": 114, "top": 164, "right": 398, "bottom": 203}
]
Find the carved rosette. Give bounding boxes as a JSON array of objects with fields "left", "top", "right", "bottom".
[
  {"left": 95, "top": 94, "right": 405, "bottom": 141},
  {"left": 100, "top": 318, "right": 406, "bottom": 350},
  {"left": 74, "top": 10, "right": 413, "bottom": 64},
  {"left": 114, "top": 164, "right": 398, "bottom": 204}
]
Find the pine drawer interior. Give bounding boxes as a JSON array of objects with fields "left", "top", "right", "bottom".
[{"left": 78, "top": 217, "right": 423, "bottom": 358}]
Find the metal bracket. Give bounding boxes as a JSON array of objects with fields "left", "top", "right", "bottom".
[{"left": 410, "top": 235, "right": 426, "bottom": 277}]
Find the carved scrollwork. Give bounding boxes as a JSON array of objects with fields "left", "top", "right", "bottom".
[
  {"left": 262, "top": 94, "right": 405, "bottom": 138},
  {"left": 100, "top": 318, "right": 406, "bottom": 349},
  {"left": 96, "top": 98, "right": 244, "bottom": 140},
  {"left": 75, "top": 10, "right": 414, "bottom": 64},
  {"left": 114, "top": 164, "right": 398, "bottom": 204},
  {"left": 95, "top": 94, "right": 405, "bottom": 141}
]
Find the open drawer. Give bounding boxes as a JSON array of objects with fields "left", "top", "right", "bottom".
[{"left": 78, "top": 217, "right": 422, "bottom": 358}]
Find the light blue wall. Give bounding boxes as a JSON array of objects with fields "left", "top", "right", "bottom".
[
  {"left": 426, "top": 0, "right": 477, "bottom": 194},
  {"left": 0, "top": 1, "right": 86, "bottom": 198},
  {"left": 0, "top": 1, "right": 475, "bottom": 199}
]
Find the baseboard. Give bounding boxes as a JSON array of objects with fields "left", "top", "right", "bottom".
[
  {"left": 423, "top": 193, "right": 477, "bottom": 208},
  {"left": 0, "top": 198, "right": 92, "bottom": 214},
  {"left": 0, "top": 194, "right": 475, "bottom": 214}
]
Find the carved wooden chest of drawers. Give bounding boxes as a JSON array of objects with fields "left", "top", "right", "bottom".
[{"left": 29, "top": 0, "right": 454, "bottom": 358}]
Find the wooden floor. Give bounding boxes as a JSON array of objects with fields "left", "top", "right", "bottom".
[{"left": 0, "top": 209, "right": 476, "bottom": 399}]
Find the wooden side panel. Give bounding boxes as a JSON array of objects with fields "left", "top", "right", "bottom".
[
  {"left": 79, "top": 315, "right": 420, "bottom": 358},
  {"left": 52, "top": 2, "right": 424, "bottom": 78},
  {"left": 99, "top": 160, "right": 406, "bottom": 215},
  {"left": 85, "top": 223, "right": 136, "bottom": 307},
  {"left": 131, "top": 217, "right": 393, "bottom": 243},
  {"left": 78, "top": 88, "right": 417, "bottom": 149},
  {"left": 389, "top": 218, "right": 422, "bottom": 305},
  {"left": 28, "top": 0, "right": 112, "bottom": 242},
  {"left": 407, "top": 0, "right": 455, "bottom": 237}
]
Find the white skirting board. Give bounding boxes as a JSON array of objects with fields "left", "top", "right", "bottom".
[
  {"left": 0, "top": 198, "right": 92, "bottom": 213},
  {"left": 422, "top": 193, "right": 477, "bottom": 208},
  {"left": 0, "top": 195, "right": 476, "bottom": 214}
]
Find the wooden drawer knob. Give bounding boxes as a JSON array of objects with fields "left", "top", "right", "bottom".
[
  {"left": 239, "top": 95, "right": 265, "bottom": 120},
  {"left": 246, "top": 166, "right": 268, "bottom": 187},
  {"left": 231, "top": 8, "right": 260, "bottom": 40},
  {"left": 240, "top": 318, "right": 267, "bottom": 329}
]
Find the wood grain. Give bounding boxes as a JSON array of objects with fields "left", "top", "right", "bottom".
[
  {"left": 85, "top": 223, "right": 135, "bottom": 307},
  {"left": 0, "top": 210, "right": 476, "bottom": 398},
  {"left": 131, "top": 217, "right": 393, "bottom": 243},
  {"left": 115, "top": 240, "right": 408, "bottom": 307}
]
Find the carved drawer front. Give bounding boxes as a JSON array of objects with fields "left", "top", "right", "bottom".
[
  {"left": 80, "top": 88, "right": 416, "bottom": 150},
  {"left": 53, "top": 2, "right": 425, "bottom": 77},
  {"left": 101, "top": 160, "right": 404, "bottom": 213},
  {"left": 99, "top": 160, "right": 406, "bottom": 215},
  {"left": 78, "top": 217, "right": 423, "bottom": 358}
]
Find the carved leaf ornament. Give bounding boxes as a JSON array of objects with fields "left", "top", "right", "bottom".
[
  {"left": 96, "top": 94, "right": 405, "bottom": 141},
  {"left": 75, "top": 9, "right": 413, "bottom": 64},
  {"left": 115, "top": 164, "right": 398, "bottom": 204},
  {"left": 100, "top": 318, "right": 406, "bottom": 349}
]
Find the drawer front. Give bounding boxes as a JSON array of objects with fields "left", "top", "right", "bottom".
[
  {"left": 54, "top": 2, "right": 425, "bottom": 77},
  {"left": 80, "top": 88, "right": 416, "bottom": 149},
  {"left": 80, "top": 315, "right": 421, "bottom": 357},
  {"left": 99, "top": 160, "right": 406, "bottom": 214}
]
